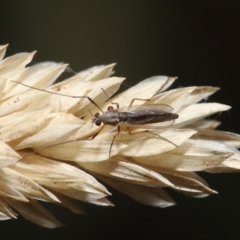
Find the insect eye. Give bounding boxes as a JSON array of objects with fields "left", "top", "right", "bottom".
[
  {"left": 95, "top": 120, "right": 101, "bottom": 126},
  {"left": 94, "top": 113, "right": 101, "bottom": 126},
  {"left": 107, "top": 106, "right": 114, "bottom": 111}
]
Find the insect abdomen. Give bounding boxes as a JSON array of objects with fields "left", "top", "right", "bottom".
[{"left": 120, "top": 111, "right": 178, "bottom": 124}]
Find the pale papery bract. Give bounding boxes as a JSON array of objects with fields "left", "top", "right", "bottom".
[{"left": 0, "top": 44, "right": 239, "bottom": 227}]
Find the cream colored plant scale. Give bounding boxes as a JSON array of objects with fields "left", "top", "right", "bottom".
[{"left": 0, "top": 44, "right": 239, "bottom": 228}]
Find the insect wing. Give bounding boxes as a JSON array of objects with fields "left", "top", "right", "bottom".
[
  {"left": 119, "top": 104, "right": 174, "bottom": 112},
  {"left": 118, "top": 104, "right": 177, "bottom": 128}
]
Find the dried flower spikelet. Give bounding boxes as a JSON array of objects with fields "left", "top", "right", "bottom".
[{"left": 0, "top": 44, "right": 240, "bottom": 228}]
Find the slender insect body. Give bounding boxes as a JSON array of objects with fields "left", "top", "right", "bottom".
[
  {"left": 91, "top": 103, "right": 179, "bottom": 157},
  {"left": 92, "top": 104, "right": 178, "bottom": 128}
]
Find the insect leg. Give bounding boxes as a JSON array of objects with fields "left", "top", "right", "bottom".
[
  {"left": 127, "top": 127, "right": 132, "bottom": 135},
  {"left": 100, "top": 88, "right": 120, "bottom": 109},
  {"left": 127, "top": 128, "right": 178, "bottom": 148},
  {"left": 109, "top": 125, "right": 121, "bottom": 158},
  {"left": 128, "top": 98, "right": 151, "bottom": 108},
  {"left": 127, "top": 77, "right": 176, "bottom": 107},
  {"left": 109, "top": 102, "right": 119, "bottom": 109},
  {"left": 145, "top": 130, "right": 178, "bottom": 147}
]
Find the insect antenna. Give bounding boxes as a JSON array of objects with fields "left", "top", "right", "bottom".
[
  {"left": 101, "top": 87, "right": 119, "bottom": 109},
  {"left": 11, "top": 80, "right": 104, "bottom": 113}
]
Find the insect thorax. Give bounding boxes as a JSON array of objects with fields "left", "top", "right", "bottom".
[{"left": 99, "top": 110, "right": 120, "bottom": 126}]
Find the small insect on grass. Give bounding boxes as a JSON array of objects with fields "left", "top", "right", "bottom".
[
  {"left": 11, "top": 80, "right": 179, "bottom": 157},
  {"left": 93, "top": 89, "right": 179, "bottom": 156}
]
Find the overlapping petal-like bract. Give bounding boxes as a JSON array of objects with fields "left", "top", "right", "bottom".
[{"left": 0, "top": 44, "right": 239, "bottom": 227}]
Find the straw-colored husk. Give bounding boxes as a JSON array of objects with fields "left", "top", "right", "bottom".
[{"left": 0, "top": 44, "right": 239, "bottom": 227}]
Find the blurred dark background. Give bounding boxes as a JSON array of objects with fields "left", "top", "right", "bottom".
[{"left": 1, "top": 1, "right": 240, "bottom": 239}]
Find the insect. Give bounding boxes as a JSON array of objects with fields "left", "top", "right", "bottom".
[
  {"left": 91, "top": 95, "right": 178, "bottom": 156},
  {"left": 12, "top": 80, "right": 179, "bottom": 157}
]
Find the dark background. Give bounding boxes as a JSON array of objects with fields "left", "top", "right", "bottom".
[{"left": 1, "top": 1, "right": 240, "bottom": 239}]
